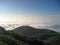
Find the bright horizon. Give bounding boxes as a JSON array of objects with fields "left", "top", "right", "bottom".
[{"left": 0, "top": 0, "right": 60, "bottom": 30}]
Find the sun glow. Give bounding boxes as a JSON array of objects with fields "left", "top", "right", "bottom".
[
  {"left": 0, "top": 15, "right": 9, "bottom": 24},
  {"left": 0, "top": 14, "right": 38, "bottom": 24}
]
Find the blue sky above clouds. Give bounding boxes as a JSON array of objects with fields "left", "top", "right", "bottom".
[
  {"left": 0, "top": 0, "right": 60, "bottom": 15},
  {"left": 0, "top": 0, "right": 60, "bottom": 27}
]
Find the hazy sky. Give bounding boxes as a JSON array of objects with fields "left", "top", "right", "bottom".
[{"left": 0, "top": 0, "right": 60, "bottom": 27}]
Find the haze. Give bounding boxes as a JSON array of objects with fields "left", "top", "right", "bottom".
[{"left": 0, "top": 0, "right": 60, "bottom": 30}]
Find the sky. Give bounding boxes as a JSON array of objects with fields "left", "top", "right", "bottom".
[{"left": 0, "top": 0, "right": 60, "bottom": 29}]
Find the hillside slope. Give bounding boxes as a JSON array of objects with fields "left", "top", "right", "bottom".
[
  {"left": 12, "top": 26, "right": 60, "bottom": 40},
  {"left": 0, "top": 26, "right": 60, "bottom": 45}
]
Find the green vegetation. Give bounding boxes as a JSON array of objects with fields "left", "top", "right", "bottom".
[
  {"left": 12, "top": 26, "right": 60, "bottom": 40},
  {"left": 45, "top": 36, "right": 60, "bottom": 45},
  {"left": 0, "top": 26, "right": 60, "bottom": 45}
]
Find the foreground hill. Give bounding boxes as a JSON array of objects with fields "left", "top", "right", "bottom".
[
  {"left": 0, "top": 26, "right": 45, "bottom": 45},
  {"left": 12, "top": 26, "right": 60, "bottom": 40},
  {"left": 0, "top": 26, "right": 60, "bottom": 45},
  {"left": 0, "top": 26, "right": 21, "bottom": 45}
]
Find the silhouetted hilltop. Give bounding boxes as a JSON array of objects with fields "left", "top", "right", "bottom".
[{"left": 11, "top": 26, "right": 60, "bottom": 40}]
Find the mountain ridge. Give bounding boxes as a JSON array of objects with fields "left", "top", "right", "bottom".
[{"left": 11, "top": 26, "right": 60, "bottom": 40}]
